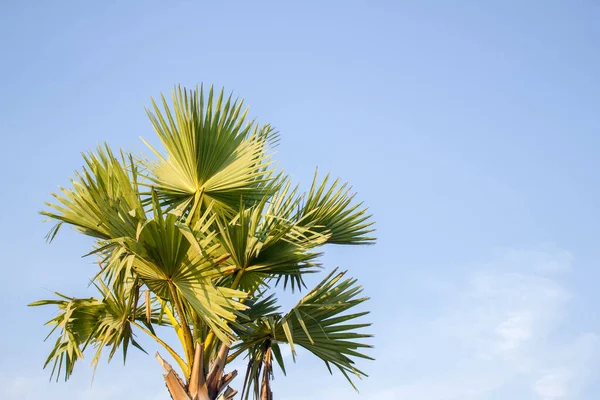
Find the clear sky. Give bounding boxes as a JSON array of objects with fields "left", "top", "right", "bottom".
[{"left": 1, "top": 1, "right": 599, "bottom": 399}]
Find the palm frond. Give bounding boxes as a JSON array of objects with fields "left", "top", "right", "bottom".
[
  {"left": 214, "top": 182, "right": 329, "bottom": 293},
  {"left": 296, "top": 170, "right": 375, "bottom": 245},
  {"left": 276, "top": 268, "right": 373, "bottom": 388},
  {"left": 125, "top": 206, "right": 247, "bottom": 344},
  {"left": 42, "top": 144, "right": 146, "bottom": 242},
  {"left": 143, "top": 85, "right": 278, "bottom": 215},
  {"left": 231, "top": 269, "right": 372, "bottom": 395},
  {"left": 28, "top": 280, "right": 157, "bottom": 381}
]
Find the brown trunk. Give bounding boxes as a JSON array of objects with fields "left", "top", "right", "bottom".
[
  {"left": 217, "top": 386, "right": 238, "bottom": 400},
  {"left": 156, "top": 353, "right": 191, "bottom": 400},
  {"left": 260, "top": 343, "right": 273, "bottom": 400},
  {"left": 206, "top": 343, "right": 229, "bottom": 398},
  {"left": 189, "top": 343, "right": 209, "bottom": 400},
  {"left": 157, "top": 349, "right": 238, "bottom": 400}
]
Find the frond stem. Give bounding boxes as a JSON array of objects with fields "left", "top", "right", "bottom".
[{"left": 168, "top": 280, "right": 195, "bottom": 375}]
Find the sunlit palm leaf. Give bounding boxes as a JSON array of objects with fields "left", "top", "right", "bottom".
[
  {"left": 214, "top": 182, "right": 328, "bottom": 293},
  {"left": 42, "top": 144, "right": 146, "bottom": 242},
  {"left": 29, "top": 280, "right": 159, "bottom": 381},
  {"left": 125, "top": 209, "right": 247, "bottom": 344},
  {"left": 143, "top": 85, "right": 278, "bottom": 215}
]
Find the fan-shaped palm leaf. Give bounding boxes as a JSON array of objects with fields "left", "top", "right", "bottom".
[
  {"left": 296, "top": 170, "right": 375, "bottom": 245},
  {"left": 42, "top": 144, "right": 145, "bottom": 242},
  {"left": 143, "top": 86, "right": 278, "bottom": 215},
  {"left": 234, "top": 269, "right": 372, "bottom": 397},
  {"left": 29, "top": 280, "right": 159, "bottom": 381},
  {"left": 125, "top": 206, "right": 248, "bottom": 346},
  {"left": 214, "top": 180, "right": 329, "bottom": 293}
]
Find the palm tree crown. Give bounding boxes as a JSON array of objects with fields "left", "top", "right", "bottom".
[{"left": 31, "top": 85, "right": 375, "bottom": 400}]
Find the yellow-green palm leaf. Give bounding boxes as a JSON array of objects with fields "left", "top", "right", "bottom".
[{"left": 143, "top": 85, "right": 278, "bottom": 215}]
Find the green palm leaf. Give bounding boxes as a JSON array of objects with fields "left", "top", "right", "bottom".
[
  {"left": 277, "top": 268, "right": 372, "bottom": 386},
  {"left": 233, "top": 269, "right": 372, "bottom": 395},
  {"left": 29, "top": 280, "right": 156, "bottom": 381},
  {"left": 214, "top": 180, "right": 330, "bottom": 293},
  {"left": 296, "top": 170, "right": 375, "bottom": 245},
  {"left": 143, "top": 85, "right": 278, "bottom": 215},
  {"left": 42, "top": 144, "right": 145, "bottom": 242},
  {"left": 125, "top": 205, "right": 247, "bottom": 344}
]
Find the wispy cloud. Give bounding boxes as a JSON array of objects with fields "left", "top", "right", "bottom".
[{"left": 368, "top": 246, "right": 598, "bottom": 400}]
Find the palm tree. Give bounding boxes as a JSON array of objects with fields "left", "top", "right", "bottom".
[{"left": 30, "top": 86, "right": 375, "bottom": 400}]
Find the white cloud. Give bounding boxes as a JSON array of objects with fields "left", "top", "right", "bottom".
[
  {"left": 534, "top": 368, "right": 571, "bottom": 399},
  {"left": 532, "top": 333, "right": 600, "bottom": 400},
  {"left": 495, "top": 311, "right": 533, "bottom": 352},
  {"left": 498, "top": 245, "right": 574, "bottom": 273},
  {"left": 377, "top": 246, "right": 598, "bottom": 400}
]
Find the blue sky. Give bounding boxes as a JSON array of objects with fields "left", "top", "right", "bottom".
[{"left": 1, "top": 1, "right": 599, "bottom": 399}]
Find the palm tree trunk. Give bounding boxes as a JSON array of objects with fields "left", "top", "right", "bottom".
[
  {"left": 157, "top": 347, "right": 239, "bottom": 400},
  {"left": 260, "top": 342, "right": 273, "bottom": 400},
  {"left": 156, "top": 352, "right": 192, "bottom": 400}
]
